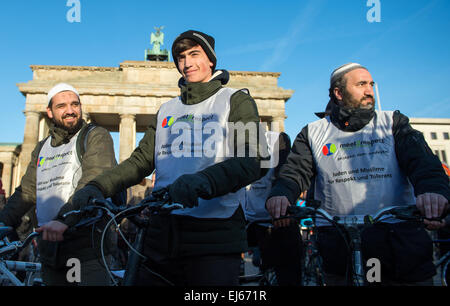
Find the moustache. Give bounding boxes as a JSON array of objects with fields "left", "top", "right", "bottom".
[
  {"left": 62, "top": 114, "right": 77, "bottom": 119},
  {"left": 361, "top": 96, "right": 374, "bottom": 103}
]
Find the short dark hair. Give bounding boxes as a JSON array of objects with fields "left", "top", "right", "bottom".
[{"left": 172, "top": 38, "right": 199, "bottom": 62}]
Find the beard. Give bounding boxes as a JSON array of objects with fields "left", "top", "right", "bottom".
[
  {"left": 341, "top": 90, "right": 375, "bottom": 110},
  {"left": 52, "top": 112, "right": 83, "bottom": 134}
]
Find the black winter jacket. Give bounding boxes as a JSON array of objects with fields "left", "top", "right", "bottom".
[{"left": 270, "top": 102, "right": 450, "bottom": 206}]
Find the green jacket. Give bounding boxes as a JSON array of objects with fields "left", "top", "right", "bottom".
[
  {"left": 0, "top": 120, "right": 117, "bottom": 267},
  {"left": 90, "top": 70, "right": 267, "bottom": 258}
]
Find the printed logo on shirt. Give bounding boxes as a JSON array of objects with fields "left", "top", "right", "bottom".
[
  {"left": 174, "top": 114, "right": 218, "bottom": 125},
  {"left": 37, "top": 151, "right": 73, "bottom": 167},
  {"left": 322, "top": 143, "right": 337, "bottom": 156},
  {"left": 339, "top": 138, "right": 385, "bottom": 152},
  {"left": 162, "top": 116, "right": 175, "bottom": 128},
  {"left": 37, "top": 157, "right": 46, "bottom": 167}
]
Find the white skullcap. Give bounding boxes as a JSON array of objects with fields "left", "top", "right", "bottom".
[
  {"left": 47, "top": 83, "right": 80, "bottom": 106},
  {"left": 330, "top": 63, "right": 367, "bottom": 86}
]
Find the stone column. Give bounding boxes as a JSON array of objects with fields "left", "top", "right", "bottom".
[
  {"left": 11, "top": 154, "right": 20, "bottom": 193},
  {"left": 38, "top": 116, "right": 49, "bottom": 141},
  {"left": 119, "top": 114, "right": 136, "bottom": 163},
  {"left": 270, "top": 116, "right": 285, "bottom": 132},
  {"left": 82, "top": 112, "right": 91, "bottom": 123},
  {"left": 2, "top": 160, "right": 13, "bottom": 198},
  {"left": 19, "top": 111, "right": 41, "bottom": 179}
]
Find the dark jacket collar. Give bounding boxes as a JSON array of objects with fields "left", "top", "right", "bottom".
[
  {"left": 178, "top": 70, "right": 230, "bottom": 105},
  {"left": 329, "top": 101, "right": 375, "bottom": 132}
]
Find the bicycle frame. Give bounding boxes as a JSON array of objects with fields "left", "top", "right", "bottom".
[
  {"left": 0, "top": 260, "right": 41, "bottom": 286},
  {"left": 301, "top": 221, "right": 325, "bottom": 286},
  {"left": 122, "top": 216, "right": 148, "bottom": 286},
  {"left": 0, "top": 230, "right": 42, "bottom": 286}
]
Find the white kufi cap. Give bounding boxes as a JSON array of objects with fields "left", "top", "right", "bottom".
[{"left": 47, "top": 83, "right": 80, "bottom": 106}]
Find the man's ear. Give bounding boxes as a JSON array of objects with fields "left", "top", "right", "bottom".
[
  {"left": 46, "top": 107, "right": 53, "bottom": 119},
  {"left": 333, "top": 87, "right": 343, "bottom": 101}
]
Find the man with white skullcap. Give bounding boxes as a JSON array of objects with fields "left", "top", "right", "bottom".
[
  {"left": 266, "top": 63, "right": 449, "bottom": 285},
  {"left": 0, "top": 83, "right": 120, "bottom": 285}
]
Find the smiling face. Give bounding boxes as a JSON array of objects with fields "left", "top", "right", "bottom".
[
  {"left": 177, "top": 45, "right": 213, "bottom": 83},
  {"left": 334, "top": 68, "right": 375, "bottom": 109},
  {"left": 47, "top": 91, "right": 82, "bottom": 132}
]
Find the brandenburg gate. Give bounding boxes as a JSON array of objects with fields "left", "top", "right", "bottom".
[{"left": 0, "top": 32, "right": 294, "bottom": 197}]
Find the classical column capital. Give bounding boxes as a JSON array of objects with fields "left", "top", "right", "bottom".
[
  {"left": 119, "top": 113, "right": 136, "bottom": 120},
  {"left": 23, "top": 110, "right": 41, "bottom": 118}
]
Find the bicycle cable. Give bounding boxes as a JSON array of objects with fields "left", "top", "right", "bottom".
[{"left": 99, "top": 204, "right": 175, "bottom": 286}]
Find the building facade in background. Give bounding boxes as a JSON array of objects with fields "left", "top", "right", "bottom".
[
  {"left": 410, "top": 118, "right": 450, "bottom": 166},
  {"left": 0, "top": 60, "right": 294, "bottom": 197}
]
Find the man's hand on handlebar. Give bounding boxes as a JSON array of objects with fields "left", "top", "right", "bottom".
[
  {"left": 35, "top": 220, "right": 68, "bottom": 242},
  {"left": 167, "top": 173, "right": 212, "bottom": 208},
  {"left": 266, "top": 196, "right": 292, "bottom": 228},
  {"left": 416, "top": 192, "right": 449, "bottom": 230}
]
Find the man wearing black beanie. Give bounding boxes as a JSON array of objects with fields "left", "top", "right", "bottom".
[
  {"left": 172, "top": 30, "right": 217, "bottom": 74},
  {"left": 72, "top": 29, "right": 267, "bottom": 286}
]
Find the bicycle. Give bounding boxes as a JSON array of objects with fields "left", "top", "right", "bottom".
[
  {"left": 299, "top": 218, "right": 325, "bottom": 286},
  {"left": 286, "top": 204, "right": 447, "bottom": 286},
  {"left": 293, "top": 200, "right": 326, "bottom": 286},
  {"left": 62, "top": 190, "right": 183, "bottom": 286},
  {"left": 0, "top": 227, "right": 42, "bottom": 286}
]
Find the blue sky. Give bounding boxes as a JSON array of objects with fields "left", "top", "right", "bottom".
[{"left": 1, "top": 0, "right": 449, "bottom": 156}]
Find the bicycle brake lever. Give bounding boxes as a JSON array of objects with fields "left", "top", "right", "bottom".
[
  {"left": 161, "top": 203, "right": 184, "bottom": 210},
  {"left": 62, "top": 210, "right": 81, "bottom": 219}
]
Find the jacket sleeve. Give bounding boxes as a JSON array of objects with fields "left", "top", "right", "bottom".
[
  {"left": 0, "top": 144, "right": 40, "bottom": 228},
  {"left": 269, "top": 126, "right": 315, "bottom": 205},
  {"left": 393, "top": 111, "right": 450, "bottom": 200},
  {"left": 57, "top": 126, "right": 120, "bottom": 220},
  {"left": 274, "top": 132, "right": 292, "bottom": 178},
  {"left": 196, "top": 90, "right": 269, "bottom": 198},
  {"left": 88, "top": 117, "right": 156, "bottom": 198}
]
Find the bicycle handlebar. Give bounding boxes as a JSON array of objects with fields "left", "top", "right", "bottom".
[
  {"left": 62, "top": 189, "right": 183, "bottom": 226},
  {"left": 286, "top": 204, "right": 448, "bottom": 226},
  {"left": 0, "top": 232, "right": 39, "bottom": 258}
]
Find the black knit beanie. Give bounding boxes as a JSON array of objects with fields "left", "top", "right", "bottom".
[{"left": 171, "top": 30, "right": 217, "bottom": 72}]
